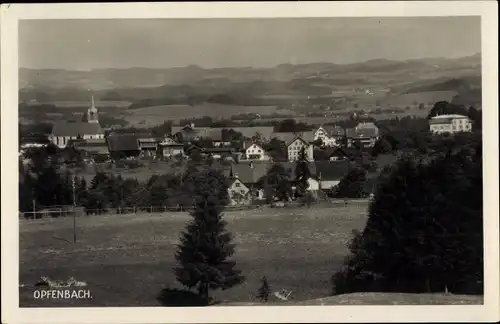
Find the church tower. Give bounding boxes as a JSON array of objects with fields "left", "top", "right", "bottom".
[{"left": 87, "top": 95, "right": 99, "bottom": 124}]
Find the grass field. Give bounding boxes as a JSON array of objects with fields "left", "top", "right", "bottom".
[{"left": 19, "top": 204, "right": 370, "bottom": 307}]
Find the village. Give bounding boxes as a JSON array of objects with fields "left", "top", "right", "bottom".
[{"left": 19, "top": 95, "right": 476, "bottom": 210}]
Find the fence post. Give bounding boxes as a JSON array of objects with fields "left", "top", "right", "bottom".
[{"left": 150, "top": 206, "right": 153, "bottom": 213}]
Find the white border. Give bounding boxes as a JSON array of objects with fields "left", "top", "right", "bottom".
[{"left": 1, "top": 2, "right": 499, "bottom": 323}]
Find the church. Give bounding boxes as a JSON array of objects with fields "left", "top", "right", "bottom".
[{"left": 50, "top": 96, "right": 105, "bottom": 148}]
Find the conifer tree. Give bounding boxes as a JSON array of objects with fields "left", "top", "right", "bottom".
[
  {"left": 174, "top": 169, "right": 244, "bottom": 304},
  {"left": 295, "top": 146, "right": 311, "bottom": 198}
]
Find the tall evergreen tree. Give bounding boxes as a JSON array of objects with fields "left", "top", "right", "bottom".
[
  {"left": 294, "top": 146, "right": 311, "bottom": 198},
  {"left": 174, "top": 169, "right": 244, "bottom": 304}
]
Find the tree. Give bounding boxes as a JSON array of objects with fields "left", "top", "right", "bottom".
[
  {"left": 427, "top": 101, "right": 468, "bottom": 119},
  {"left": 332, "top": 145, "right": 483, "bottom": 295},
  {"left": 174, "top": 169, "right": 244, "bottom": 304},
  {"left": 257, "top": 276, "right": 271, "bottom": 302},
  {"left": 259, "top": 164, "right": 292, "bottom": 202},
  {"left": 371, "top": 138, "right": 392, "bottom": 157},
  {"left": 333, "top": 167, "right": 367, "bottom": 198},
  {"left": 294, "top": 147, "right": 311, "bottom": 198},
  {"left": 264, "top": 138, "right": 287, "bottom": 162}
]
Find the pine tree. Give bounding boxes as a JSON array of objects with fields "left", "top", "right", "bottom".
[
  {"left": 257, "top": 276, "right": 271, "bottom": 302},
  {"left": 174, "top": 169, "right": 244, "bottom": 304},
  {"left": 294, "top": 146, "right": 311, "bottom": 198}
]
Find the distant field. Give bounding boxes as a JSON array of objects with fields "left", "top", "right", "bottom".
[
  {"left": 25, "top": 101, "right": 133, "bottom": 109},
  {"left": 19, "top": 204, "right": 369, "bottom": 306},
  {"left": 121, "top": 103, "right": 294, "bottom": 126}
]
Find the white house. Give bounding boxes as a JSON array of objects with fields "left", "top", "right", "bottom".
[
  {"left": 429, "top": 114, "right": 472, "bottom": 134},
  {"left": 287, "top": 137, "right": 314, "bottom": 162},
  {"left": 245, "top": 143, "right": 270, "bottom": 161},
  {"left": 159, "top": 136, "right": 185, "bottom": 158},
  {"left": 227, "top": 176, "right": 252, "bottom": 205},
  {"left": 314, "top": 125, "right": 345, "bottom": 147}
]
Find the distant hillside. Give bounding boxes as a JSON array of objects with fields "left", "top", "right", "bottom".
[{"left": 19, "top": 54, "right": 481, "bottom": 92}]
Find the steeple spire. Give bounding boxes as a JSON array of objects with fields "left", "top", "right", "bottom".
[{"left": 91, "top": 95, "right": 95, "bottom": 109}]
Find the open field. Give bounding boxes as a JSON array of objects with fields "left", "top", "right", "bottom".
[
  {"left": 20, "top": 204, "right": 370, "bottom": 307},
  {"left": 121, "top": 103, "right": 294, "bottom": 126}
]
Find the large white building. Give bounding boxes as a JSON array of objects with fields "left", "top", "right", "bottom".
[
  {"left": 287, "top": 136, "right": 314, "bottom": 162},
  {"left": 429, "top": 114, "right": 472, "bottom": 134}
]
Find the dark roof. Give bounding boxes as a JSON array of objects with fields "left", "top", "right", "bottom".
[
  {"left": 278, "top": 161, "right": 317, "bottom": 179},
  {"left": 228, "top": 161, "right": 273, "bottom": 185},
  {"left": 329, "top": 147, "right": 360, "bottom": 158},
  {"left": 107, "top": 134, "right": 140, "bottom": 152},
  {"left": 202, "top": 147, "right": 234, "bottom": 153},
  {"left": 52, "top": 121, "right": 103, "bottom": 137},
  {"left": 272, "top": 131, "right": 315, "bottom": 144},
  {"left": 315, "top": 160, "right": 350, "bottom": 181},
  {"left": 321, "top": 125, "right": 345, "bottom": 136}
]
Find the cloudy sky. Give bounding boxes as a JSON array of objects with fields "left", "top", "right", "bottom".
[{"left": 19, "top": 17, "right": 481, "bottom": 70}]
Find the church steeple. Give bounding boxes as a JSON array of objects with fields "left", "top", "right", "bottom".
[{"left": 87, "top": 95, "right": 99, "bottom": 124}]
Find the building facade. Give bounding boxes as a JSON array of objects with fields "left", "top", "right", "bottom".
[
  {"left": 429, "top": 114, "right": 472, "bottom": 134},
  {"left": 314, "top": 125, "right": 345, "bottom": 147},
  {"left": 159, "top": 136, "right": 185, "bottom": 158},
  {"left": 245, "top": 143, "right": 270, "bottom": 161},
  {"left": 287, "top": 137, "right": 314, "bottom": 162},
  {"left": 346, "top": 122, "right": 379, "bottom": 149}
]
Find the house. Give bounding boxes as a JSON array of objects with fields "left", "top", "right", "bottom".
[
  {"left": 244, "top": 143, "right": 271, "bottom": 161},
  {"left": 314, "top": 125, "right": 345, "bottom": 147},
  {"left": 50, "top": 97, "right": 104, "bottom": 148},
  {"left": 271, "top": 131, "right": 315, "bottom": 144},
  {"left": 225, "top": 161, "right": 273, "bottom": 201},
  {"left": 328, "top": 147, "right": 361, "bottom": 161},
  {"left": 315, "top": 160, "right": 350, "bottom": 193},
  {"left": 171, "top": 123, "right": 224, "bottom": 144},
  {"left": 286, "top": 136, "right": 314, "bottom": 162},
  {"left": 71, "top": 138, "right": 109, "bottom": 156},
  {"left": 106, "top": 134, "right": 141, "bottom": 159},
  {"left": 345, "top": 122, "right": 379, "bottom": 148},
  {"left": 429, "top": 114, "right": 472, "bottom": 134},
  {"left": 158, "top": 136, "right": 185, "bottom": 158},
  {"left": 136, "top": 135, "right": 160, "bottom": 157},
  {"left": 227, "top": 176, "right": 252, "bottom": 205}
]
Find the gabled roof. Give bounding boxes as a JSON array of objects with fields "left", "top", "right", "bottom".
[
  {"left": 107, "top": 134, "right": 140, "bottom": 152},
  {"left": 278, "top": 161, "right": 317, "bottom": 179},
  {"left": 346, "top": 127, "right": 378, "bottom": 139},
  {"left": 52, "top": 121, "right": 103, "bottom": 137},
  {"left": 319, "top": 125, "right": 345, "bottom": 136},
  {"left": 285, "top": 136, "right": 312, "bottom": 147},
  {"left": 271, "top": 131, "right": 315, "bottom": 144},
  {"left": 228, "top": 161, "right": 273, "bottom": 185},
  {"left": 315, "top": 160, "right": 350, "bottom": 181},
  {"left": 159, "top": 136, "right": 183, "bottom": 146}
]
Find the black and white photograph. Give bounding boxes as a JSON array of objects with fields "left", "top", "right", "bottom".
[{"left": 1, "top": 2, "right": 498, "bottom": 323}]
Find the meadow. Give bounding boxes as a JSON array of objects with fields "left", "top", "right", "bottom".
[
  {"left": 19, "top": 204, "right": 369, "bottom": 307},
  {"left": 121, "top": 103, "right": 294, "bottom": 126}
]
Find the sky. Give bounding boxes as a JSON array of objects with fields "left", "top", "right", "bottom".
[{"left": 19, "top": 17, "right": 481, "bottom": 70}]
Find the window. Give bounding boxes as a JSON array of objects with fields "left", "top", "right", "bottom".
[{"left": 235, "top": 183, "right": 241, "bottom": 188}]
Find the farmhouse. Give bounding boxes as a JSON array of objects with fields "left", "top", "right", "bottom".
[
  {"left": 271, "top": 131, "right": 315, "bottom": 144},
  {"left": 429, "top": 114, "right": 472, "bottom": 134},
  {"left": 71, "top": 138, "right": 109, "bottom": 157},
  {"left": 245, "top": 143, "right": 271, "bottom": 161},
  {"left": 286, "top": 136, "right": 314, "bottom": 162},
  {"left": 49, "top": 97, "right": 104, "bottom": 148},
  {"left": 225, "top": 161, "right": 272, "bottom": 201},
  {"left": 345, "top": 122, "right": 379, "bottom": 148},
  {"left": 107, "top": 133, "right": 141, "bottom": 159},
  {"left": 158, "top": 136, "right": 185, "bottom": 158},
  {"left": 315, "top": 160, "right": 350, "bottom": 193},
  {"left": 314, "top": 125, "right": 345, "bottom": 147},
  {"left": 227, "top": 176, "right": 252, "bottom": 205}
]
